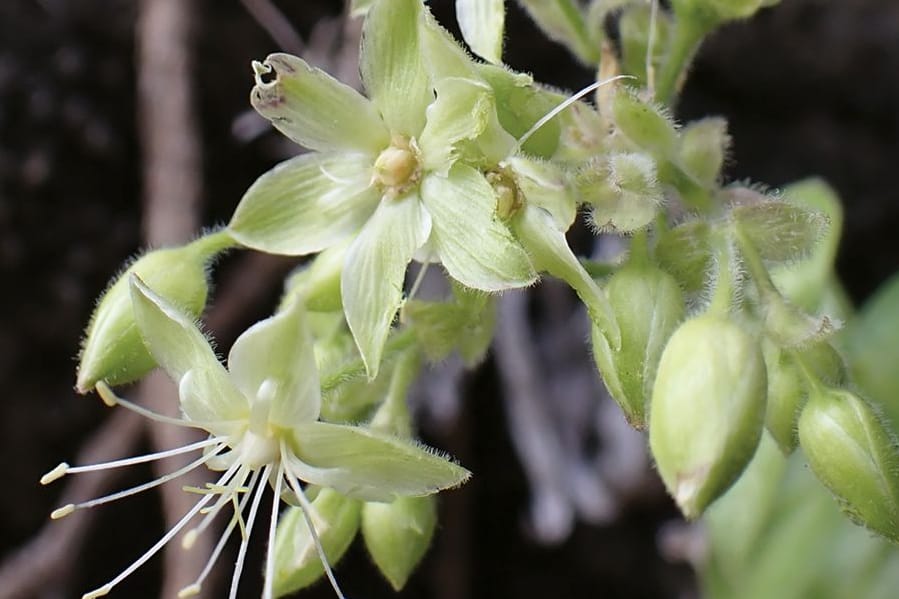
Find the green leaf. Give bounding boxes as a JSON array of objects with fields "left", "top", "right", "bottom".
[
  {"left": 342, "top": 194, "right": 431, "bottom": 379},
  {"left": 129, "top": 276, "right": 248, "bottom": 423},
  {"left": 227, "top": 300, "right": 321, "bottom": 429},
  {"left": 360, "top": 0, "right": 432, "bottom": 137},
  {"left": 456, "top": 0, "right": 505, "bottom": 64},
  {"left": 273, "top": 490, "right": 361, "bottom": 597},
  {"left": 286, "top": 421, "right": 471, "bottom": 502},
  {"left": 512, "top": 204, "right": 621, "bottom": 347},
  {"left": 229, "top": 153, "right": 380, "bottom": 256},
  {"left": 419, "top": 77, "right": 515, "bottom": 171},
  {"left": 421, "top": 165, "right": 536, "bottom": 291},
  {"left": 251, "top": 53, "right": 388, "bottom": 154}
]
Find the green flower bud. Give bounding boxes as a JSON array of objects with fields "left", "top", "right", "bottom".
[
  {"left": 577, "top": 153, "right": 664, "bottom": 233},
  {"left": 592, "top": 264, "right": 685, "bottom": 428},
  {"left": 611, "top": 90, "right": 678, "bottom": 159},
  {"left": 76, "top": 232, "right": 232, "bottom": 393},
  {"left": 273, "top": 488, "right": 362, "bottom": 597},
  {"left": 649, "top": 314, "right": 767, "bottom": 518},
  {"left": 798, "top": 388, "right": 899, "bottom": 543},
  {"left": 764, "top": 342, "right": 846, "bottom": 454},
  {"left": 677, "top": 117, "right": 730, "bottom": 187},
  {"left": 362, "top": 495, "right": 437, "bottom": 590}
]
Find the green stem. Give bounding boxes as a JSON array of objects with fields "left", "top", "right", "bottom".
[
  {"left": 708, "top": 236, "right": 737, "bottom": 315},
  {"left": 187, "top": 228, "right": 239, "bottom": 258},
  {"left": 628, "top": 229, "right": 650, "bottom": 267},
  {"left": 654, "top": 16, "right": 710, "bottom": 106},
  {"left": 552, "top": 0, "right": 600, "bottom": 64},
  {"left": 733, "top": 224, "right": 779, "bottom": 302},
  {"left": 370, "top": 349, "right": 421, "bottom": 438}
]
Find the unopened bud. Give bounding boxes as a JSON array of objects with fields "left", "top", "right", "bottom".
[
  {"left": 611, "top": 90, "right": 678, "bottom": 159},
  {"left": 593, "top": 264, "right": 684, "bottom": 428},
  {"left": 649, "top": 314, "right": 766, "bottom": 519},
  {"left": 273, "top": 489, "right": 361, "bottom": 597},
  {"left": 798, "top": 388, "right": 899, "bottom": 543},
  {"left": 677, "top": 117, "right": 730, "bottom": 187},
  {"left": 76, "top": 232, "right": 231, "bottom": 394},
  {"left": 578, "top": 153, "right": 663, "bottom": 233},
  {"left": 362, "top": 495, "right": 437, "bottom": 590}
]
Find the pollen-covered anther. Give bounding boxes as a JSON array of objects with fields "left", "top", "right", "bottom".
[
  {"left": 41, "top": 462, "right": 70, "bottom": 485},
  {"left": 372, "top": 136, "right": 421, "bottom": 198},
  {"left": 486, "top": 169, "right": 523, "bottom": 219},
  {"left": 51, "top": 504, "right": 76, "bottom": 520}
]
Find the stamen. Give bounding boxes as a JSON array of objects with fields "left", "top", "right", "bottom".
[
  {"left": 51, "top": 504, "right": 75, "bottom": 520},
  {"left": 228, "top": 465, "right": 270, "bottom": 599},
  {"left": 81, "top": 490, "right": 215, "bottom": 599},
  {"left": 41, "top": 463, "right": 70, "bottom": 485},
  {"left": 182, "top": 464, "right": 250, "bottom": 548},
  {"left": 282, "top": 443, "right": 347, "bottom": 599},
  {"left": 179, "top": 471, "right": 260, "bottom": 597},
  {"left": 263, "top": 463, "right": 285, "bottom": 599},
  {"left": 96, "top": 381, "right": 239, "bottom": 431},
  {"left": 514, "top": 75, "right": 637, "bottom": 152},
  {"left": 54, "top": 445, "right": 226, "bottom": 517}
]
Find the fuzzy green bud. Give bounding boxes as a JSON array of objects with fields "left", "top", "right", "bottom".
[
  {"left": 798, "top": 388, "right": 899, "bottom": 543},
  {"left": 611, "top": 90, "right": 678, "bottom": 159},
  {"left": 592, "top": 264, "right": 685, "bottom": 428},
  {"left": 76, "top": 232, "right": 232, "bottom": 393},
  {"left": 578, "top": 153, "right": 664, "bottom": 233},
  {"left": 649, "top": 314, "right": 767, "bottom": 518},
  {"left": 677, "top": 117, "right": 730, "bottom": 187},
  {"left": 764, "top": 341, "right": 846, "bottom": 454},
  {"left": 273, "top": 488, "right": 362, "bottom": 597},
  {"left": 362, "top": 495, "right": 437, "bottom": 590}
]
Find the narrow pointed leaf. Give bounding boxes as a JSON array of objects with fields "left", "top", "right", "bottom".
[
  {"left": 287, "top": 421, "right": 471, "bottom": 502},
  {"left": 456, "top": 0, "right": 505, "bottom": 64},
  {"left": 421, "top": 165, "right": 536, "bottom": 291},
  {"left": 251, "top": 53, "right": 388, "bottom": 153},
  {"left": 360, "top": 0, "right": 432, "bottom": 137},
  {"left": 228, "top": 300, "right": 321, "bottom": 428},
  {"left": 229, "top": 153, "right": 380, "bottom": 256},
  {"left": 513, "top": 205, "right": 621, "bottom": 347},
  {"left": 342, "top": 194, "right": 431, "bottom": 379}
]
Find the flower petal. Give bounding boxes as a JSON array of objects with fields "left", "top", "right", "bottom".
[
  {"left": 228, "top": 299, "right": 321, "bottom": 427},
  {"left": 251, "top": 53, "right": 389, "bottom": 153},
  {"left": 360, "top": 0, "right": 432, "bottom": 137},
  {"left": 513, "top": 205, "right": 621, "bottom": 348},
  {"left": 286, "top": 421, "right": 471, "bottom": 502},
  {"left": 342, "top": 194, "right": 431, "bottom": 379},
  {"left": 229, "top": 152, "right": 380, "bottom": 256},
  {"left": 456, "top": 0, "right": 505, "bottom": 64},
  {"left": 421, "top": 165, "right": 536, "bottom": 291},
  {"left": 129, "top": 276, "right": 247, "bottom": 422}
]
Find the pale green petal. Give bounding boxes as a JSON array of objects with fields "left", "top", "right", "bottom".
[
  {"left": 227, "top": 300, "right": 321, "bottom": 428},
  {"left": 286, "top": 421, "right": 471, "bottom": 502},
  {"left": 179, "top": 367, "right": 249, "bottom": 428},
  {"left": 418, "top": 77, "right": 515, "bottom": 171},
  {"left": 420, "top": 10, "right": 479, "bottom": 80},
  {"left": 229, "top": 153, "right": 380, "bottom": 256},
  {"left": 129, "top": 276, "right": 248, "bottom": 422},
  {"left": 421, "top": 165, "right": 536, "bottom": 291},
  {"left": 251, "top": 53, "right": 388, "bottom": 153},
  {"left": 513, "top": 205, "right": 621, "bottom": 347},
  {"left": 342, "top": 194, "right": 431, "bottom": 379},
  {"left": 456, "top": 0, "right": 505, "bottom": 64},
  {"left": 360, "top": 0, "right": 432, "bottom": 137}
]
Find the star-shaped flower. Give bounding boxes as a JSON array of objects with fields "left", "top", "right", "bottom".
[
  {"left": 228, "top": 0, "right": 537, "bottom": 379},
  {"left": 43, "top": 276, "right": 468, "bottom": 599}
]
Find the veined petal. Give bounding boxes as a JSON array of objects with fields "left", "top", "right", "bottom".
[
  {"left": 342, "top": 194, "right": 431, "bottom": 379},
  {"left": 418, "top": 77, "right": 515, "bottom": 172},
  {"left": 421, "top": 165, "right": 536, "bottom": 291},
  {"left": 456, "top": 0, "right": 505, "bottom": 64},
  {"left": 251, "top": 53, "right": 388, "bottom": 153},
  {"left": 229, "top": 153, "right": 380, "bottom": 256},
  {"left": 129, "top": 276, "right": 248, "bottom": 421},
  {"left": 287, "top": 421, "right": 471, "bottom": 502},
  {"left": 420, "top": 9, "right": 479, "bottom": 80},
  {"left": 227, "top": 299, "right": 321, "bottom": 428},
  {"left": 360, "top": 0, "right": 432, "bottom": 137},
  {"left": 513, "top": 205, "right": 621, "bottom": 348}
]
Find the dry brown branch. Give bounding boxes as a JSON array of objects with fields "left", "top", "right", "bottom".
[
  {"left": 0, "top": 408, "right": 145, "bottom": 599},
  {"left": 239, "top": 0, "right": 305, "bottom": 56}
]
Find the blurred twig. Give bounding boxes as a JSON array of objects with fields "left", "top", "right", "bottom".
[{"left": 239, "top": 0, "right": 305, "bottom": 56}]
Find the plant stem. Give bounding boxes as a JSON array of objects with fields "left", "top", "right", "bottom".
[{"left": 654, "top": 16, "right": 710, "bottom": 106}]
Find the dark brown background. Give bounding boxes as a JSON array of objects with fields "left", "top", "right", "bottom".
[{"left": 1, "top": 0, "right": 897, "bottom": 597}]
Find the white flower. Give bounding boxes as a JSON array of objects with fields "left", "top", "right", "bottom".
[{"left": 42, "top": 275, "right": 469, "bottom": 599}]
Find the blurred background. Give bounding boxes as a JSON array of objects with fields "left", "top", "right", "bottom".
[{"left": 1, "top": 0, "right": 898, "bottom": 597}]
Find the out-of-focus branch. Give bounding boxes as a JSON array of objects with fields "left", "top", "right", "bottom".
[{"left": 239, "top": 0, "right": 305, "bottom": 56}]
